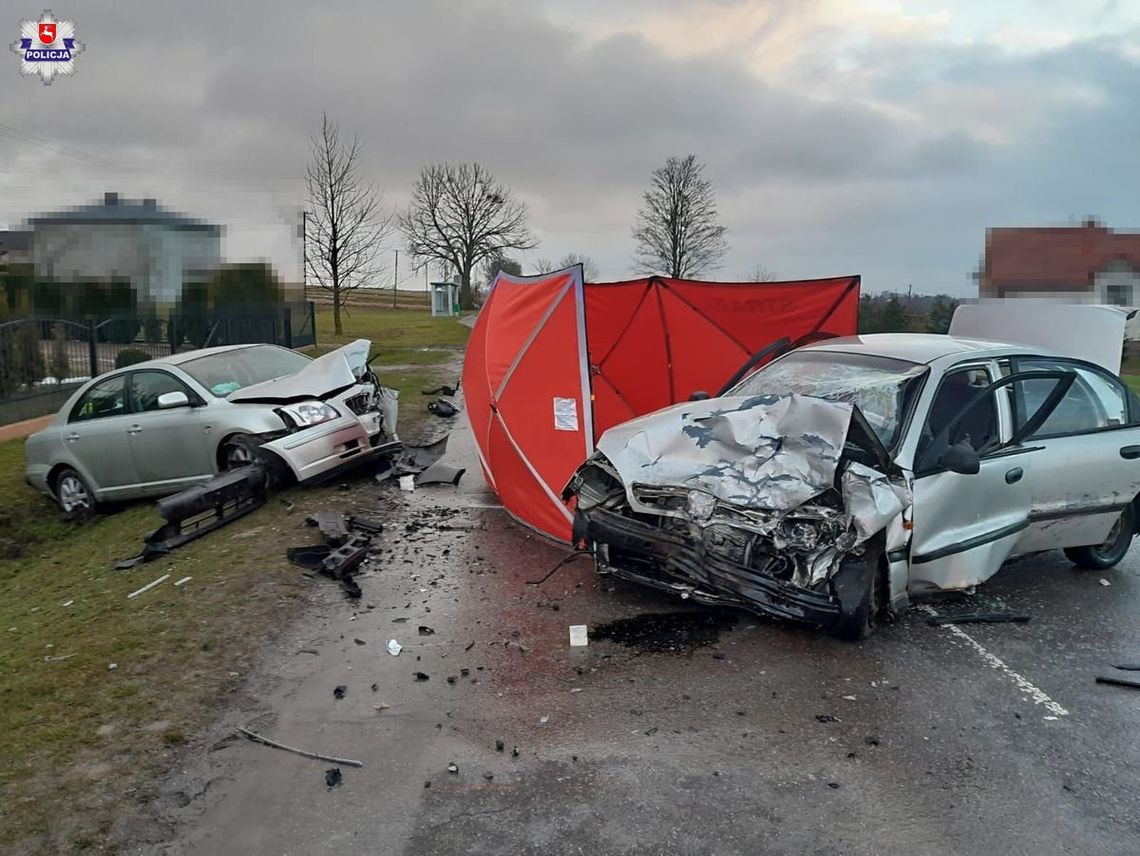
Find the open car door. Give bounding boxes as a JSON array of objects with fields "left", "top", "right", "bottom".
[{"left": 908, "top": 369, "right": 1074, "bottom": 593}]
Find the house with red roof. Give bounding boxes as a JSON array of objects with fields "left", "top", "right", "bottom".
[{"left": 980, "top": 219, "right": 1140, "bottom": 308}]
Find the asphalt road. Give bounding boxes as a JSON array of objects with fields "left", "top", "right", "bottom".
[{"left": 149, "top": 413, "right": 1140, "bottom": 856}]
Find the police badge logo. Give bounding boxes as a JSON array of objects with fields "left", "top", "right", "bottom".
[{"left": 11, "top": 10, "right": 83, "bottom": 84}]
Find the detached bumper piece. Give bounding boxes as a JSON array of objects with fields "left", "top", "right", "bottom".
[
  {"left": 581, "top": 507, "right": 841, "bottom": 627},
  {"left": 117, "top": 466, "right": 268, "bottom": 569},
  {"left": 287, "top": 512, "right": 384, "bottom": 599}
]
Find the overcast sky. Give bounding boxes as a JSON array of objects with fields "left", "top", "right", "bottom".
[{"left": 4, "top": 0, "right": 1138, "bottom": 295}]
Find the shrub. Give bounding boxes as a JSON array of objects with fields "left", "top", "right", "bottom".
[{"left": 115, "top": 348, "right": 150, "bottom": 369}]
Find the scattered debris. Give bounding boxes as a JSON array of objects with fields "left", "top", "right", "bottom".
[
  {"left": 496, "top": 740, "right": 504, "bottom": 752},
  {"left": 238, "top": 727, "right": 363, "bottom": 767},
  {"left": 374, "top": 703, "right": 391, "bottom": 712},
  {"left": 828, "top": 782, "right": 841, "bottom": 790},
  {"left": 540, "top": 715, "right": 550, "bottom": 724},
  {"left": 44, "top": 653, "right": 76, "bottom": 662},
  {"left": 816, "top": 715, "right": 841, "bottom": 723},
  {"left": 446, "top": 675, "right": 457, "bottom": 684},
  {"left": 483, "top": 771, "right": 495, "bottom": 781},
  {"left": 526, "top": 549, "right": 592, "bottom": 586},
  {"left": 108, "top": 663, "right": 118, "bottom": 671},
  {"left": 1096, "top": 675, "right": 1140, "bottom": 691},
  {"left": 427, "top": 399, "right": 460, "bottom": 418},
  {"left": 388, "top": 640, "right": 402, "bottom": 656},
  {"left": 127, "top": 573, "right": 171, "bottom": 599},
  {"left": 62, "top": 599, "right": 74, "bottom": 607},
  {"left": 325, "top": 768, "right": 343, "bottom": 788},
  {"left": 569, "top": 625, "right": 589, "bottom": 647},
  {"left": 927, "top": 612, "right": 1030, "bottom": 626},
  {"left": 464, "top": 641, "right": 475, "bottom": 651},
  {"left": 447, "top": 763, "right": 459, "bottom": 774},
  {"left": 422, "top": 384, "right": 457, "bottom": 397},
  {"left": 117, "top": 466, "right": 267, "bottom": 568},
  {"left": 1112, "top": 663, "right": 1140, "bottom": 671},
  {"left": 842, "top": 695, "right": 857, "bottom": 701},
  {"left": 399, "top": 475, "right": 416, "bottom": 492},
  {"left": 864, "top": 735, "right": 880, "bottom": 746},
  {"left": 1099, "top": 578, "right": 1112, "bottom": 587},
  {"left": 174, "top": 576, "right": 192, "bottom": 587},
  {"left": 511, "top": 747, "right": 520, "bottom": 758},
  {"left": 418, "top": 625, "right": 436, "bottom": 636},
  {"left": 354, "top": 638, "right": 367, "bottom": 646},
  {"left": 288, "top": 514, "right": 385, "bottom": 598},
  {"left": 414, "top": 672, "right": 430, "bottom": 681},
  {"left": 414, "top": 461, "right": 466, "bottom": 487},
  {"left": 334, "top": 685, "right": 347, "bottom": 700},
  {"left": 306, "top": 512, "right": 351, "bottom": 545}
]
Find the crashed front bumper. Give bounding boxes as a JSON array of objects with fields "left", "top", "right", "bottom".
[
  {"left": 264, "top": 412, "right": 390, "bottom": 484},
  {"left": 580, "top": 507, "right": 842, "bottom": 626}
]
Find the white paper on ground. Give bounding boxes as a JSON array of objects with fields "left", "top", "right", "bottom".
[{"left": 569, "top": 625, "right": 588, "bottom": 646}]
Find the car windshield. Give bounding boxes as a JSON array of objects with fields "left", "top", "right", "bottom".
[
  {"left": 180, "top": 345, "right": 312, "bottom": 398},
  {"left": 730, "top": 350, "right": 928, "bottom": 448}
]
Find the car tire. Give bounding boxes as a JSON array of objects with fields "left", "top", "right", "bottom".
[
  {"left": 54, "top": 466, "right": 97, "bottom": 520},
  {"left": 219, "top": 433, "right": 290, "bottom": 490},
  {"left": 1063, "top": 504, "right": 1135, "bottom": 570},
  {"left": 830, "top": 556, "right": 884, "bottom": 641}
]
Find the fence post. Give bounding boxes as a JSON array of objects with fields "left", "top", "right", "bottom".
[
  {"left": 309, "top": 300, "right": 316, "bottom": 346},
  {"left": 283, "top": 306, "right": 293, "bottom": 348},
  {"left": 87, "top": 320, "right": 98, "bottom": 378},
  {"left": 169, "top": 315, "right": 179, "bottom": 354}
]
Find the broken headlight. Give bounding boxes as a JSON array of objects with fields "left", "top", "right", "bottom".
[
  {"left": 686, "top": 490, "right": 717, "bottom": 522},
  {"left": 280, "top": 401, "right": 340, "bottom": 428}
]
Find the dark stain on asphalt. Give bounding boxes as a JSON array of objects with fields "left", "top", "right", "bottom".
[{"left": 591, "top": 610, "right": 738, "bottom": 653}]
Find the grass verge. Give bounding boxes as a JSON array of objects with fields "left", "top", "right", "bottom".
[{"left": 0, "top": 307, "right": 467, "bottom": 852}]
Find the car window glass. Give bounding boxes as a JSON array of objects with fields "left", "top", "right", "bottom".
[
  {"left": 1016, "top": 358, "right": 1127, "bottom": 436},
  {"left": 918, "top": 367, "right": 998, "bottom": 464},
  {"left": 129, "top": 371, "right": 191, "bottom": 412},
  {"left": 70, "top": 375, "right": 127, "bottom": 423},
  {"left": 179, "top": 345, "right": 311, "bottom": 397}
]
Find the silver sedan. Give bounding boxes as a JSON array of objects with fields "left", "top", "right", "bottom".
[{"left": 24, "top": 339, "right": 399, "bottom": 514}]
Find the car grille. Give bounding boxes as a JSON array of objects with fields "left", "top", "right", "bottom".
[{"left": 343, "top": 393, "right": 373, "bottom": 415}]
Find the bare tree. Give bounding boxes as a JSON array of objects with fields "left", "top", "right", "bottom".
[
  {"left": 558, "top": 253, "right": 599, "bottom": 281},
  {"left": 533, "top": 258, "right": 555, "bottom": 274},
  {"left": 748, "top": 263, "right": 777, "bottom": 282},
  {"left": 632, "top": 154, "right": 727, "bottom": 278},
  {"left": 305, "top": 114, "right": 392, "bottom": 335},
  {"left": 400, "top": 163, "right": 537, "bottom": 310}
]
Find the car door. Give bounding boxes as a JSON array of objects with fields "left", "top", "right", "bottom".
[
  {"left": 125, "top": 369, "right": 213, "bottom": 489},
  {"left": 908, "top": 364, "right": 1074, "bottom": 593},
  {"left": 64, "top": 373, "right": 139, "bottom": 494},
  {"left": 1004, "top": 356, "right": 1140, "bottom": 553}
]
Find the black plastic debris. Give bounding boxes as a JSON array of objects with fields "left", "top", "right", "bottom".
[
  {"left": 117, "top": 466, "right": 268, "bottom": 568},
  {"left": 334, "top": 685, "right": 347, "bottom": 700},
  {"left": 816, "top": 714, "right": 840, "bottom": 723},
  {"left": 422, "top": 384, "right": 458, "bottom": 397},
  {"left": 306, "top": 512, "right": 351, "bottom": 546},
  {"left": 418, "top": 625, "right": 436, "bottom": 636},
  {"left": 1096, "top": 675, "right": 1140, "bottom": 690},
  {"left": 414, "top": 672, "right": 430, "bottom": 681},
  {"left": 354, "top": 638, "right": 367, "bottom": 646},
  {"left": 286, "top": 544, "right": 333, "bottom": 570},
  {"left": 447, "top": 676, "right": 457, "bottom": 684},
  {"left": 348, "top": 516, "right": 384, "bottom": 535},
  {"left": 483, "top": 771, "right": 494, "bottom": 781},
  {"left": 864, "top": 735, "right": 881, "bottom": 746},
  {"left": 325, "top": 768, "right": 343, "bottom": 788},
  {"left": 927, "top": 612, "right": 1030, "bottom": 626},
  {"left": 496, "top": 740, "right": 504, "bottom": 752},
  {"left": 1112, "top": 663, "right": 1140, "bottom": 671},
  {"left": 427, "top": 399, "right": 460, "bottom": 418}
]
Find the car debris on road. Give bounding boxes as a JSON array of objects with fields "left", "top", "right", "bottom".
[{"left": 238, "top": 727, "right": 363, "bottom": 767}]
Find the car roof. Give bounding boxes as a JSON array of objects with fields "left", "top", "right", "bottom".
[
  {"left": 140, "top": 342, "right": 275, "bottom": 368},
  {"left": 798, "top": 333, "right": 1047, "bottom": 365}
]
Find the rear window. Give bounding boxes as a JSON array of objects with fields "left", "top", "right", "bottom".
[{"left": 179, "top": 346, "right": 311, "bottom": 397}]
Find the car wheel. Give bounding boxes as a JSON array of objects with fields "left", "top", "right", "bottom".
[
  {"left": 219, "top": 433, "right": 290, "bottom": 489},
  {"left": 54, "top": 467, "right": 96, "bottom": 519},
  {"left": 1063, "top": 504, "right": 1135, "bottom": 570},
  {"left": 830, "top": 556, "right": 885, "bottom": 641}
]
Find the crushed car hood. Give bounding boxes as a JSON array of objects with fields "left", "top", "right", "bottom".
[
  {"left": 229, "top": 339, "right": 372, "bottom": 403},
  {"left": 595, "top": 393, "right": 898, "bottom": 516}
]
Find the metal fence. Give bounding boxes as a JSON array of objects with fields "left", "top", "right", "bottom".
[{"left": 0, "top": 302, "right": 316, "bottom": 426}]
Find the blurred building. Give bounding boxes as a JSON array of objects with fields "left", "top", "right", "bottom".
[
  {"left": 27, "top": 192, "right": 222, "bottom": 303},
  {"left": 980, "top": 219, "right": 1140, "bottom": 306},
  {"left": 0, "top": 229, "right": 33, "bottom": 266}
]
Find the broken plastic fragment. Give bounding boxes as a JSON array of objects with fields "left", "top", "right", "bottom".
[
  {"left": 325, "top": 768, "right": 343, "bottom": 788},
  {"left": 387, "top": 639, "right": 402, "bottom": 656}
]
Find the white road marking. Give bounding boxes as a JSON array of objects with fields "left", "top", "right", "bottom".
[{"left": 920, "top": 605, "right": 1069, "bottom": 717}]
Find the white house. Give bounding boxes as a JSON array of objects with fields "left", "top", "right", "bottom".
[{"left": 28, "top": 192, "right": 222, "bottom": 303}]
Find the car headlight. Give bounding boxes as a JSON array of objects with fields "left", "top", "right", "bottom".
[{"left": 281, "top": 401, "right": 340, "bottom": 427}]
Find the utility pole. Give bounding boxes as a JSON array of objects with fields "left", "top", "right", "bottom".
[
  {"left": 393, "top": 249, "right": 399, "bottom": 309},
  {"left": 300, "top": 210, "right": 307, "bottom": 300}
]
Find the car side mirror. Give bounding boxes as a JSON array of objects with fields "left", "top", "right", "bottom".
[
  {"left": 689, "top": 390, "right": 710, "bottom": 401},
  {"left": 938, "top": 440, "right": 980, "bottom": 475},
  {"left": 157, "top": 391, "right": 190, "bottom": 409}
]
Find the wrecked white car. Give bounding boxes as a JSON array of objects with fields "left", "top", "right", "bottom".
[
  {"left": 24, "top": 339, "right": 399, "bottom": 514},
  {"left": 565, "top": 329, "right": 1140, "bottom": 639}
]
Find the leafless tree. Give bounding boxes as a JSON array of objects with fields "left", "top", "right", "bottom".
[
  {"left": 748, "top": 264, "right": 777, "bottom": 282},
  {"left": 632, "top": 154, "right": 727, "bottom": 278},
  {"left": 305, "top": 114, "right": 392, "bottom": 335},
  {"left": 558, "top": 253, "right": 599, "bottom": 281},
  {"left": 533, "top": 258, "right": 554, "bottom": 274},
  {"left": 399, "top": 163, "right": 537, "bottom": 310}
]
